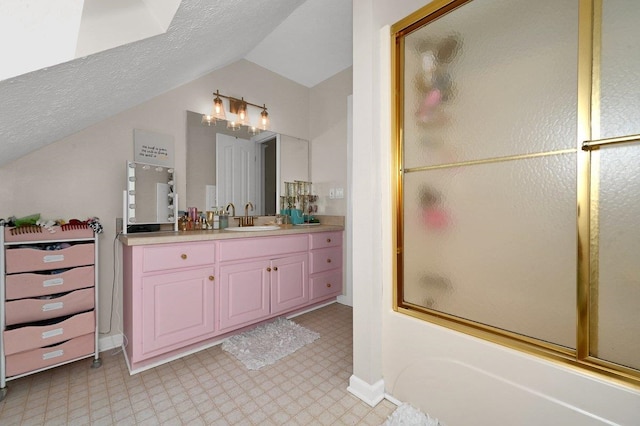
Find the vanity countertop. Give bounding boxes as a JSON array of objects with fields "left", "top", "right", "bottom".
[{"left": 118, "top": 224, "right": 344, "bottom": 246}]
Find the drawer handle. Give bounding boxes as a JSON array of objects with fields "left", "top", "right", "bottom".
[
  {"left": 267, "top": 267, "right": 271, "bottom": 272},
  {"left": 181, "top": 254, "right": 187, "bottom": 260},
  {"left": 326, "top": 283, "right": 332, "bottom": 288},
  {"left": 42, "top": 328, "right": 64, "bottom": 339},
  {"left": 209, "top": 276, "right": 214, "bottom": 281},
  {"left": 43, "top": 349, "right": 64, "bottom": 360},
  {"left": 42, "top": 302, "right": 63, "bottom": 312},
  {"left": 273, "top": 266, "right": 278, "bottom": 271},
  {"left": 326, "top": 258, "right": 332, "bottom": 263},
  {"left": 43, "top": 277, "right": 64, "bottom": 288},
  {"left": 326, "top": 238, "right": 331, "bottom": 243}
]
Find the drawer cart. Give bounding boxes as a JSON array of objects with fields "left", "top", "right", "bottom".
[{"left": 0, "top": 223, "right": 101, "bottom": 401}]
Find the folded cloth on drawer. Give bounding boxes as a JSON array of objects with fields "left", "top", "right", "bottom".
[{"left": 4, "top": 288, "right": 95, "bottom": 326}]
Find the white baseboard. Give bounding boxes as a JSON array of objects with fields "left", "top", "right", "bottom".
[
  {"left": 347, "top": 375, "right": 386, "bottom": 407},
  {"left": 98, "top": 334, "right": 123, "bottom": 352}
]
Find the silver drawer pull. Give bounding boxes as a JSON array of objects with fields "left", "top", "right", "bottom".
[
  {"left": 42, "top": 349, "right": 64, "bottom": 360},
  {"left": 43, "top": 278, "right": 64, "bottom": 287},
  {"left": 42, "top": 328, "right": 64, "bottom": 339},
  {"left": 42, "top": 302, "right": 63, "bottom": 312},
  {"left": 44, "top": 254, "right": 64, "bottom": 263}
]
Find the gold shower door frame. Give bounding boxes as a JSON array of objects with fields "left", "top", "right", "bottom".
[{"left": 391, "top": 0, "right": 640, "bottom": 388}]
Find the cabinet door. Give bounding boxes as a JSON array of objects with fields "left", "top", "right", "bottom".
[
  {"left": 141, "top": 267, "right": 215, "bottom": 356},
  {"left": 219, "top": 260, "right": 270, "bottom": 331},
  {"left": 271, "top": 253, "right": 309, "bottom": 315}
]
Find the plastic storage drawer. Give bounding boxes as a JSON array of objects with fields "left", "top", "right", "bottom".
[
  {"left": 5, "top": 243, "right": 94, "bottom": 274},
  {"left": 5, "top": 265, "right": 94, "bottom": 300},
  {"left": 5, "top": 333, "right": 94, "bottom": 377},
  {"left": 3, "top": 311, "right": 95, "bottom": 355},
  {"left": 4, "top": 288, "right": 95, "bottom": 326}
]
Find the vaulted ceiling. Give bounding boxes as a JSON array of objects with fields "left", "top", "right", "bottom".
[{"left": 0, "top": 0, "right": 352, "bottom": 166}]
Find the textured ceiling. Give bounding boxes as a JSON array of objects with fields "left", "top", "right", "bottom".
[{"left": 0, "top": 0, "right": 353, "bottom": 167}]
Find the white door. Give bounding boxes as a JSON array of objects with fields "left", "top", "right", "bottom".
[{"left": 216, "top": 134, "right": 257, "bottom": 215}]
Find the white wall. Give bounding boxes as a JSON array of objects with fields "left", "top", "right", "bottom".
[
  {"left": 309, "top": 67, "right": 352, "bottom": 216},
  {"left": 352, "top": 0, "right": 640, "bottom": 423},
  {"left": 0, "top": 59, "right": 309, "bottom": 339}
]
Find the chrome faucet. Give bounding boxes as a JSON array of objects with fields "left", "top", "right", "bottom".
[{"left": 226, "top": 202, "right": 235, "bottom": 217}]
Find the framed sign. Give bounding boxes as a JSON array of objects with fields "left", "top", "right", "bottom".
[{"left": 133, "top": 129, "right": 174, "bottom": 167}]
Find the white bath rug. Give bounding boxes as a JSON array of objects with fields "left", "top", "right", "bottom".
[
  {"left": 383, "top": 403, "right": 441, "bottom": 426},
  {"left": 221, "top": 317, "right": 320, "bottom": 370}
]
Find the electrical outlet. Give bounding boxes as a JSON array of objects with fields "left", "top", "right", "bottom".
[
  {"left": 329, "top": 188, "right": 335, "bottom": 199},
  {"left": 335, "top": 188, "right": 344, "bottom": 199}
]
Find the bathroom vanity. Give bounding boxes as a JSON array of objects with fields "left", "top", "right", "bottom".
[{"left": 120, "top": 225, "right": 343, "bottom": 373}]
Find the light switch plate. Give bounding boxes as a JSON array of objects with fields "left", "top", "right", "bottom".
[
  {"left": 335, "top": 188, "right": 344, "bottom": 199},
  {"left": 329, "top": 188, "right": 335, "bottom": 199}
]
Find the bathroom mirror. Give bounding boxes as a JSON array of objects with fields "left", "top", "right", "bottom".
[
  {"left": 125, "top": 161, "right": 177, "bottom": 227},
  {"left": 185, "top": 110, "right": 309, "bottom": 216}
]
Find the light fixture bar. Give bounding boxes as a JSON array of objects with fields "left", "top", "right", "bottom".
[{"left": 203, "top": 90, "right": 270, "bottom": 133}]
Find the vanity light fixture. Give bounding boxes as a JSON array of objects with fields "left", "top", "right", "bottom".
[{"left": 202, "top": 90, "right": 270, "bottom": 134}]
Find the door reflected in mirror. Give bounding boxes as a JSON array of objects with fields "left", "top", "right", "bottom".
[{"left": 185, "top": 110, "right": 309, "bottom": 216}]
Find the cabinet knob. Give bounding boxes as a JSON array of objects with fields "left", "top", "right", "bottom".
[
  {"left": 209, "top": 276, "right": 214, "bottom": 281},
  {"left": 273, "top": 266, "right": 278, "bottom": 271},
  {"left": 326, "top": 283, "right": 332, "bottom": 288},
  {"left": 267, "top": 267, "right": 271, "bottom": 272},
  {"left": 326, "top": 258, "right": 332, "bottom": 263},
  {"left": 181, "top": 254, "right": 187, "bottom": 260},
  {"left": 326, "top": 238, "right": 331, "bottom": 243}
]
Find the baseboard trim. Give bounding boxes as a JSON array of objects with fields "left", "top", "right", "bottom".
[
  {"left": 347, "top": 375, "right": 385, "bottom": 407},
  {"left": 98, "top": 334, "right": 123, "bottom": 352}
]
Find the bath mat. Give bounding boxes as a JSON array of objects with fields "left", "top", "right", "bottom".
[
  {"left": 221, "top": 317, "right": 320, "bottom": 370},
  {"left": 383, "top": 403, "right": 441, "bottom": 426}
]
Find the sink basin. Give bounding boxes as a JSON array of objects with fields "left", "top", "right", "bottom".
[{"left": 223, "top": 225, "right": 281, "bottom": 232}]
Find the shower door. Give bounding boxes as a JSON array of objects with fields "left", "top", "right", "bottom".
[
  {"left": 392, "top": 0, "right": 640, "bottom": 384},
  {"left": 580, "top": 0, "right": 640, "bottom": 373}
]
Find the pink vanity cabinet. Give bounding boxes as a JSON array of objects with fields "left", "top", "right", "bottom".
[
  {"left": 218, "top": 235, "right": 308, "bottom": 331},
  {"left": 120, "top": 228, "right": 343, "bottom": 373},
  {"left": 309, "top": 231, "right": 343, "bottom": 301},
  {"left": 122, "top": 241, "right": 216, "bottom": 370}
]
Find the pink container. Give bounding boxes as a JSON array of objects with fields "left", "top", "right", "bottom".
[
  {"left": 5, "top": 243, "right": 94, "bottom": 274},
  {"left": 5, "top": 265, "right": 94, "bottom": 300}
]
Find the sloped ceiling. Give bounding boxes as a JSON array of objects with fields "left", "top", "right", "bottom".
[{"left": 0, "top": 0, "right": 353, "bottom": 167}]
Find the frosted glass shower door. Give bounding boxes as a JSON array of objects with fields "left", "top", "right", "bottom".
[
  {"left": 587, "top": 0, "right": 640, "bottom": 370},
  {"left": 398, "top": 0, "right": 579, "bottom": 348}
]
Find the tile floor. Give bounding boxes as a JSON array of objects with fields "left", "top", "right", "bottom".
[{"left": 0, "top": 303, "right": 397, "bottom": 425}]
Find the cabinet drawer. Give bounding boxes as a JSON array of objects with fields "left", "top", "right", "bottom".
[
  {"left": 3, "top": 311, "right": 95, "bottom": 355},
  {"left": 5, "top": 288, "right": 95, "bottom": 326},
  {"left": 218, "top": 234, "right": 308, "bottom": 262},
  {"left": 310, "top": 270, "right": 343, "bottom": 301},
  {"left": 5, "top": 333, "right": 94, "bottom": 377},
  {"left": 5, "top": 243, "right": 94, "bottom": 274},
  {"left": 309, "top": 231, "right": 342, "bottom": 250},
  {"left": 309, "top": 246, "right": 343, "bottom": 274},
  {"left": 6, "top": 266, "right": 94, "bottom": 300},
  {"left": 142, "top": 242, "right": 215, "bottom": 273}
]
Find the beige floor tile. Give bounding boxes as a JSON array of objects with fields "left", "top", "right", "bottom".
[{"left": 0, "top": 303, "right": 399, "bottom": 425}]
